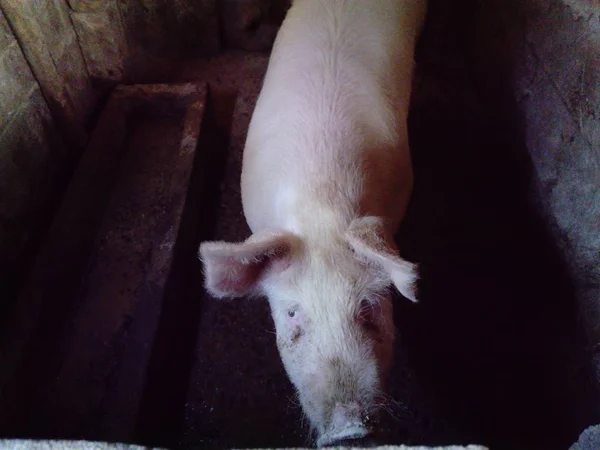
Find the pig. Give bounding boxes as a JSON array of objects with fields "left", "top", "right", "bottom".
[{"left": 199, "top": 0, "right": 427, "bottom": 446}]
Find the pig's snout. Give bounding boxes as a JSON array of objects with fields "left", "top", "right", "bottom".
[
  {"left": 317, "top": 402, "right": 372, "bottom": 447},
  {"left": 322, "top": 436, "right": 379, "bottom": 448}
]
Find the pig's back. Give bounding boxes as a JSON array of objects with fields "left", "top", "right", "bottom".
[{"left": 241, "top": 0, "right": 426, "bottom": 233}]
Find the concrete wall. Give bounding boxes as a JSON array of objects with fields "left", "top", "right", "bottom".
[
  {"left": 469, "top": 0, "right": 600, "bottom": 385},
  {"left": 0, "top": 1, "right": 93, "bottom": 311},
  {"left": 68, "top": 1, "right": 128, "bottom": 85},
  {"left": 517, "top": 0, "right": 600, "bottom": 378},
  {"left": 120, "top": 0, "right": 290, "bottom": 80},
  {"left": 0, "top": 0, "right": 289, "bottom": 316}
]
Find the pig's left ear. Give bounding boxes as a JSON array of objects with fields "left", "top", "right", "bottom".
[
  {"left": 346, "top": 216, "right": 418, "bottom": 302},
  {"left": 199, "top": 230, "right": 300, "bottom": 299}
]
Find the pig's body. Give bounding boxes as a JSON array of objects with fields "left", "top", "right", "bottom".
[
  {"left": 200, "top": 0, "right": 427, "bottom": 446},
  {"left": 243, "top": 0, "right": 424, "bottom": 238}
]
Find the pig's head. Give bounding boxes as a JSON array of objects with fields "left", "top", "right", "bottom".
[{"left": 199, "top": 216, "right": 417, "bottom": 447}]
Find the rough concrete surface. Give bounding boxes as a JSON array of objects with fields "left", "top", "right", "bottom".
[
  {"left": 0, "top": 13, "right": 72, "bottom": 347},
  {"left": 118, "top": 0, "right": 220, "bottom": 74},
  {"left": 0, "top": 0, "right": 90, "bottom": 148},
  {"left": 0, "top": 84, "right": 207, "bottom": 443},
  {"left": 522, "top": 0, "right": 600, "bottom": 373},
  {"left": 0, "top": 441, "right": 488, "bottom": 450},
  {"left": 0, "top": 0, "right": 94, "bottom": 321},
  {"left": 569, "top": 423, "right": 600, "bottom": 450},
  {"left": 466, "top": 0, "right": 600, "bottom": 387},
  {"left": 219, "top": 0, "right": 291, "bottom": 51},
  {"left": 0, "top": 86, "right": 67, "bottom": 281},
  {"left": 0, "top": 442, "right": 161, "bottom": 450},
  {"left": 34, "top": 0, "right": 93, "bottom": 119},
  {"left": 118, "top": 0, "right": 291, "bottom": 82},
  {"left": 0, "top": 13, "right": 36, "bottom": 131},
  {"left": 0, "top": 85, "right": 131, "bottom": 398},
  {"left": 69, "top": 0, "right": 128, "bottom": 84}
]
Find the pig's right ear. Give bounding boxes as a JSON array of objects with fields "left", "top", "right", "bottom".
[
  {"left": 198, "top": 231, "right": 300, "bottom": 299},
  {"left": 346, "top": 216, "right": 419, "bottom": 302}
]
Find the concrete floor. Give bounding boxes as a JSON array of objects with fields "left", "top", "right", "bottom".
[{"left": 0, "top": 1, "right": 598, "bottom": 449}]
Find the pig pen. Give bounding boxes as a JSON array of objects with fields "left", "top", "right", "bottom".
[{"left": 0, "top": 1, "right": 599, "bottom": 449}]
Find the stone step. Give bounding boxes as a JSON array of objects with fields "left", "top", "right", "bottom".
[{"left": 0, "top": 83, "right": 207, "bottom": 443}]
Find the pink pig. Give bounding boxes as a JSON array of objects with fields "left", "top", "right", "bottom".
[{"left": 199, "top": 0, "right": 427, "bottom": 446}]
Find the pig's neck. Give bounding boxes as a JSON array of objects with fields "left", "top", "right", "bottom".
[{"left": 287, "top": 194, "right": 357, "bottom": 244}]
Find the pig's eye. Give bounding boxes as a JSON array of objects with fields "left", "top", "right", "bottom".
[{"left": 286, "top": 308, "right": 303, "bottom": 344}]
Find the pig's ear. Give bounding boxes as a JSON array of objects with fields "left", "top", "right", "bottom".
[
  {"left": 346, "top": 216, "right": 418, "bottom": 302},
  {"left": 199, "top": 230, "right": 300, "bottom": 299}
]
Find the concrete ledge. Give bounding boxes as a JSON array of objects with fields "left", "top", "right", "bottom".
[
  {"left": 569, "top": 423, "right": 600, "bottom": 450},
  {"left": 0, "top": 441, "right": 488, "bottom": 450}
]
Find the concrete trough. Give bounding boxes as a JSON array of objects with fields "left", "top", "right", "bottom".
[{"left": 0, "top": 83, "right": 207, "bottom": 442}]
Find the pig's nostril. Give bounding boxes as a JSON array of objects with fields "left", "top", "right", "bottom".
[{"left": 323, "top": 434, "right": 379, "bottom": 448}]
